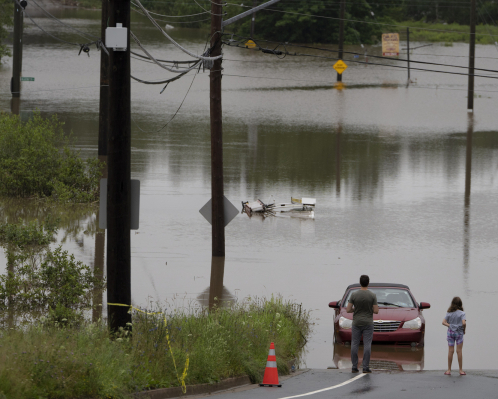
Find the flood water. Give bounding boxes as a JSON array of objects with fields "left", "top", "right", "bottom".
[{"left": 1, "top": 8, "right": 498, "bottom": 371}]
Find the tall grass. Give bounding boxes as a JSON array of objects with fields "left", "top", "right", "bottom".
[{"left": 0, "top": 296, "right": 312, "bottom": 399}]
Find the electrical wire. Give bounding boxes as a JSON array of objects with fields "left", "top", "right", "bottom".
[
  {"left": 132, "top": 66, "right": 201, "bottom": 133},
  {"left": 131, "top": 0, "right": 211, "bottom": 17},
  {"left": 220, "top": 73, "right": 498, "bottom": 92},
  {"left": 30, "top": 0, "right": 99, "bottom": 41},
  {"left": 19, "top": 1, "right": 100, "bottom": 55},
  {"left": 225, "top": 34, "right": 498, "bottom": 74},
  {"left": 131, "top": 31, "right": 202, "bottom": 73},
  {"left": 224, "top": 2, "right": 498, "bottom": 37},
  {"left": 7, "top": 85, "right": 109, "bottom": 95},
  {"left": 225, "top": 42, "right": 498, "bottom": 79},
  {"left": 130, "top": 50, "right": 198, "bottom": 64},
  {"left": 134, "top": 0, "right": 223, "bottom": 61},
  {"left": 131, "top": 6, "right": 212, "bottom": 23}
]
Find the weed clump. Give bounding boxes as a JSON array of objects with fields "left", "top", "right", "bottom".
[
  {"left": 0, "top": 112, "right": 101, "bottom": 202},
  {"left": 0, "top": 297, "right": 312, "bottom": 399}
]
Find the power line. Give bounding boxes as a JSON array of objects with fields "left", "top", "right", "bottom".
[
  {"left": 131, "top": 30, "right": 202, "bottom": 73},
  {"left": 225, "top": 34, "right": 498, "bottom": 74},
  {"left": 134, "top": 0, "right": 222, "bottom": 61},
  {"left": 224, "top": 2, "right": 498, "bottom": 37},
  {"left": 131, "top": 1, "right": 211, "bottom": 17},
  {"left": 220, "top": 73, "right": 498, "bottom": 92},
  {"left": 224, "top": 41, "right": 498, "bottom": 79},
  {"left": 20, "top": 2, "right": 100, "bottom": 54},
  {"left": 30, "top": 0, "right": 99, "bottom": 41},
  {"left": 131, "top": 7, "right": 212, "bottom": 23}
]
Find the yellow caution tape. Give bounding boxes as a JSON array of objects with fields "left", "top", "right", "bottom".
[{"left": 107, "top": 303, "right": 189, "bottom": 394}]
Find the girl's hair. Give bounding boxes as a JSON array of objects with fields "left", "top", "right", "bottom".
[{"left": 447, "top": 297, "right": 464, "bottom": 313}]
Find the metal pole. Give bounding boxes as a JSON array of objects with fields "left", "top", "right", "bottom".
[
  {"left": 407, "top": 27, "right": 410, "bottom": 84},
  {"left": 250, "top": 0, "right": 257, "bottom": 38},
  {"left": 107, "top": 0, "right": 132, "bottom": 331},
  {"left": 467, "top": 0, "right": 476, "bottom": 111},
  {"left": 11, "top": 0, "right": 23, "bottom": 111},
  {"left": 337, "top": 0, "right": 345, "bottom": 82},
  {"left": 210, "top": 0, "right": 225, "bottom": 257}
]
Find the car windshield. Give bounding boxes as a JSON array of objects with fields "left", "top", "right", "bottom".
[{"left": 344, "top": 288, "right": 415, "bottom": 308}]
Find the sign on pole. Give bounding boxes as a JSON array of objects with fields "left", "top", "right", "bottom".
[
  {"left": 333, "top": 60, "right": 348, "bottom": 75},
  {"left": 199, "top": 196, "right": 239, "bottom": 227},
  {"left": 21, "top": 77, "right": 34, "bottom": 81},
  {"left": 382, "top": 33, "right": 399, "bottom": 56}
]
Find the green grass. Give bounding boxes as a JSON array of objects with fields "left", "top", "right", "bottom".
[
  {"left": 0, "top": 296, "right": 312, "bottom": 399},
  {"left": 395, "top": 21, "right": 498, "bottom": 44}
]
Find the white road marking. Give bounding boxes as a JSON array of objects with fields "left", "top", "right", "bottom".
[{"left": 278, "top": 373, "right": 367, "bottom": 399}]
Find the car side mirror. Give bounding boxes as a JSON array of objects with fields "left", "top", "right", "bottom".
[
  {"left": 329, "top": 301, "right": 339, "bottom": 309},
  {"left": 419, "top": 302, "right": 431, "bottom": 309}
]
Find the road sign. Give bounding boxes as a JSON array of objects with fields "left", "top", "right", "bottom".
[
  {"left": 21, "top": 77, "right": 34, "bottom": 81},
  {"left": 99, "top": 178, "right": 140, "bottom": 230},
  {"left": 199, "top": 196, "right": 239, "bottom": 227},
  {"left": 245, "top": 40, "right": 256, "bottom": 49},
  {"left": 382, "top": 33, "right": 399, "bottom": 56},
  {"left": 333, "top": 60, "right": 348, "bottom": 75}
]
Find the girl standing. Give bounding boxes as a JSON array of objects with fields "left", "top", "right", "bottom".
[{"left": 442, "top": 297, "right": 466, "bottom": 375}]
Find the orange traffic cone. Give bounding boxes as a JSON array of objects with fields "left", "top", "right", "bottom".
[{"left": 259, "top": 342, "right": 282, "bottom": 387}]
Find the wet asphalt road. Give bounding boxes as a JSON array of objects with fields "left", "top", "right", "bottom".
[{"left": 189, "top": 369, "right": 498, "bottom": 399}]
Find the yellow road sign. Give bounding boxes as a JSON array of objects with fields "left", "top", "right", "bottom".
[
  {"left": 245, "top": 40, "right": 256, "bottom": 49},
  {"left": 333, "top": 60, "right": 348, "bottom": 74}
]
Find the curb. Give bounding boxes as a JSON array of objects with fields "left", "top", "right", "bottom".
[{"left": 136, "top": 375, "right": 252, "bottom": 399}]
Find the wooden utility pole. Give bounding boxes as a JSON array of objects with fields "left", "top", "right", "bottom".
[
  {"left": 250, "top": 0, "right": 257, "bottom": 38},
  {"left": 99, "top": 0, "right": 109, "bottom": 172},
  {"left": 11, "top": 0, "right": 23, "bottom": 114},
  {"left": 210, "top": 0, "right": 225, "bottom": 257},
  {"left": 107, "top": 0, "right": 132, "bottom": 330},
  {"left": 467, "top": 0, "right": 476, "bottom": 111},
  {"left": 337, "top": 0, "right": 345, "bottom": 82}
]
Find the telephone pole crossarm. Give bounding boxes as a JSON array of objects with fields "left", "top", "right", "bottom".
[{"left": 222, "top": 0, "right": 281, "bottom": 27}]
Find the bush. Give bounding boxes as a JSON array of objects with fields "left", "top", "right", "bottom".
[
  {"left": 0, "top": 297, "right": 312, "bottom": 399},
  {"left": 0, "top": 112, "right": 101, "bottom": 202}
]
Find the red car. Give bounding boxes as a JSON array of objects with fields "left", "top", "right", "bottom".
[{"left": 329, "top": 283, "right": 430, "bottom": 347}]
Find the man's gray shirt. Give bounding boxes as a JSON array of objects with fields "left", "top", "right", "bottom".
[{"left": 348, "top": 289, "right": 378, "bottom": 327}]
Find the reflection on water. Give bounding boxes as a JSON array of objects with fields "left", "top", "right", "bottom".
[
  {"left": 333, "top": 343, "right": 424, "bottom": 371},
  {"left": 197, "top": 257, "right": 236, "bottom": 308},
  {"left": 92, "top": 211, "right": 105, "bottom": 322},
  {"left": 463, "top": 113, "right": 473, "bottom": 293}
]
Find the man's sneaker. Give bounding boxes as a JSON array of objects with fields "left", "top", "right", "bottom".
[
  {"left": 352, "top": 367, "right": 359, "bottom": 373},
  {"left": 363, "top": 368, "right": 372, "bottom": 373}
]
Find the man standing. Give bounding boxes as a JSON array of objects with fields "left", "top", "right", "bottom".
[{"left": 346, "top": 275, "right": 379, "bottom": 373}]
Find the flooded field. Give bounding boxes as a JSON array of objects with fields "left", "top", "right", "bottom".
[{"left": 1, "top": 8, "right": 498, "bottom": 371}]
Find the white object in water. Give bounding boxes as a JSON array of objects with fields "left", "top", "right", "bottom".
[{"left": 165, "top": 24, "right": 174, "bottom": 30}]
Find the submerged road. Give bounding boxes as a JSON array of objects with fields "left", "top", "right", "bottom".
[{"left": 185, "top": 369, "right": 498, "bottom": 399}]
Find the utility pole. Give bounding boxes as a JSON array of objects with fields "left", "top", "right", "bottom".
[
  {"left": 210, "top": 0, "right": 225, "bottom": 257},
  {"left": 250, "top": 0, "right": 257, "bottom": 38},
  {"left": 107, "top": 0, "right": 132, "bottom": 331},
  {"left": 337, "top": 0, "right": 345, "bottom": 82},
  {"left": 99, "top": 0, "right": 109, "bottom": 173},
  {"left": 406, "top": 27, "right": 410, "bottom": 85},
  {"left": 11, "top": 0, "right": 24, "bottom": 114},
  {"left": 467, "top": 0, "right": 476, "bottom": 111},
  {"left": 95, "top": 0, "right": 109, "bottom": 325}
]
